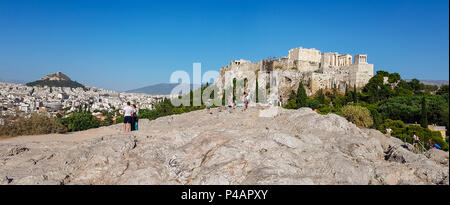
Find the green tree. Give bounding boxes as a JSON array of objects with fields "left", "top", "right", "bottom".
[
  {"left": 284, "top": 90, "right": 298, "bottom": 109},
  {"left": 388, "top": 72, "right": 401, "bottom": 83},
  {"left": 362, "top": 70, "right": 401, "bottom": 103},
  {"left": 222, "top": 91, "right": 226, "bottom": 106},
  {"left": 255, "top": 78, "right": 259, "bottom": 103},
  {"left": 423, "top": 85, "right": 439, "bottom": 93},
  {"left": 305, "top": 98, "right": 320, "bottom": 110},
  {"left": 362, "top": 73, "right": 384, "bottom": 103},
  {"left": 378, "top": 95, "right": 448, "bottom": 128},
  {"left": 378, "top": 119, "right": 406, "bottom": 134},
  {"left": 436, "top": 84, "right": 449, "bottom": 96},
  {"left": 376, "top": 70, "right": 390, "bottom": 77},
  {"left": 409, "top": 79, "right": 425, "bottom": 93},
  {"left": 295, "top": 82, "right": 307, "bottom": 107},
  {"left": 394, "top": 87, "right": 414, "bottom": 97},
  {"left": 437, "top": 85, "right": 449, "bottom": 103},
  {"left": 315, "top": 89, "right": 325, "bottom": 104},
  {"left": 396, "top": 79, "right": 412, "bottom": 90},
  {"left": 420, "top": 96, "right": 428, "bottom": 128},
  {"left": 332, "top": 95, "right": 347, "bottom": 108},
  {"left": 232, "top": 78, "right": 237, "bottom": 102}
]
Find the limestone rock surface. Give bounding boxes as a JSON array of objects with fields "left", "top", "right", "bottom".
[{"left": 0, "top": 107, "right": 448, "bottom": 185}]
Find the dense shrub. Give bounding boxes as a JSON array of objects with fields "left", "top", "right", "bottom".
[
  {"left": 116, "top": 116, "right": 124, "bottom": 123},
  {"left": 61, "top": 111, "right": 100, "bottom": 132},
  {"left": 0, "top": 114, "right": 67, "bottom": 137},
  {"left": 341, "top": 105, "right": 373, "bottom": 128},
  {"left": 304, "top": 98, "right": 320, "bottom": 110}
]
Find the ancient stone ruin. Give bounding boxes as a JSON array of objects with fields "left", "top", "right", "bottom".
[{"left": 214, "top": 46, "right": 374, "bottom": 103}]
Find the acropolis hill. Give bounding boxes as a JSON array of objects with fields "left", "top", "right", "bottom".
[{"left": 215, "top": 46, "right": 374, "bottom": 102}]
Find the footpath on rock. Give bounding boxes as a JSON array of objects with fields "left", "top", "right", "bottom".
[{"left": 0, "top": 107, "right": 448, "bottom": 185}]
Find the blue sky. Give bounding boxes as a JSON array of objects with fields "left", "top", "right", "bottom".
[{"left": 0, "top": 0, "right": 448, "bottom": 91}]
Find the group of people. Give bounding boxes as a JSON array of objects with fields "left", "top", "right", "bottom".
[
  {"left": 205, "top": 92, "right": 251, "bottom": 114},
  {"left": 229, "top": 92, "right": 250, "bottom": 110},
  {"left": 273, "top": 94, "right": 283, "bottom": 107},
  {"left": 412, "top": 132, "right": 441, "bottom": 150},
  {"left": 123, "top": 102, "right": 139, "bottom": 132},
  {"left": 386, "top": 128, "right": 442, "bottom": 150}
]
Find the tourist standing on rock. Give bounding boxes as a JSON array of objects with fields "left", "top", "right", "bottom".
[
  {"left": 206, "top": 99, "right": 212, "bottom": 114},
  {"left": 123, "top": 102, "right": 133, "bottom": 132},
  {"left": 243, "top": 92, "right": 249, "bottom": 110},
  {"left": 131, "top": 104, "right": 139, "bottom": 131},
  {"left": 386, "top": 127, "right": 392, "bottom": 136},
  {"left": 412, "top": 132, "right": 420, "bottom": 146}
]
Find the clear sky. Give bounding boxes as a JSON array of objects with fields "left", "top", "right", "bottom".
[{"left": 0, "top": 0, "right": 448, "bottom": 91}]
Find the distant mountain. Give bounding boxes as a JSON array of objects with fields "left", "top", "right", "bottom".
[
  {"left": 126, "top": 83, "right": 201, "bottom": 95},
  {"left": 405, "top": 79, "right": 449, "bottom": 86},
  {"left": 26, "top": 72, "right": 85, "bottom": 88},
  {"left": 0, "top": 78, "right": 27, "bottom": 84}
]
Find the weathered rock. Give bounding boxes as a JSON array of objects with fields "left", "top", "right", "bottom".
[
  {"left": 0, "top": 107, "right": 448, "bottom": 185},
  {"left": 425, "top": 149, "right": 449, "bottom": 166}
]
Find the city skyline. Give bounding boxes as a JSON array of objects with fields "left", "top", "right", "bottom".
[{"left": 0, "top": 0, "right": 448, "bottom": 91}]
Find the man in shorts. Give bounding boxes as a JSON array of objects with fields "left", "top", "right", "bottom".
[{"left": 123, "top": 102, "right": 133, "bottom": 132}]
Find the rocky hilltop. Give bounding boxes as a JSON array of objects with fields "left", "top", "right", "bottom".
[
  {"left": 26, "top": 72, "right": 85, "bottom": 88},
  {"left": 0, "top": 107, "right": 448, "bottom": 185},
  {"left": 39, "top": 72, "right": 72, "bottom": 81}
]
